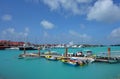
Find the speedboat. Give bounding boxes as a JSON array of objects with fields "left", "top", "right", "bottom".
[
  {"left": 61, "top": 58, "right": 79, "bottom": 66},
  {"left": 45, "top": 55, "right": 57, "bottom": 61}
]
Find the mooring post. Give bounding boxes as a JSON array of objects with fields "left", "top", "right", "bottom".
[
  {"left": 23, "top": 44, "right": 26, "bottom": 54},
  {"left": 38, "top": 47, "right": 40, "bottom": 56},
  {"left": 108, "top": 48, "right": 111, "bottom": 59},
  {"left": 64, "top": 47, "right": 68, "bottom": 57}
]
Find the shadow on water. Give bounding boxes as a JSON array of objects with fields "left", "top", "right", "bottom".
[{"left": 17, "top": 57, "right": 41, "bottom": 61}]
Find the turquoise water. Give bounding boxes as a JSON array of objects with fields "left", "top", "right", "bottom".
[{"left": 0, "top": 46, "right": 120, "bottom": 79}]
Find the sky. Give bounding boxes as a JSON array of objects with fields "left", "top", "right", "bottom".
[{"left": 0, "top": 0, "right": 120, "bottom": 44}]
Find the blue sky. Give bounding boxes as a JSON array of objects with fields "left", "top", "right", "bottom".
[{"left": 0, "top": 0, "right": 120, "bottom": 44}]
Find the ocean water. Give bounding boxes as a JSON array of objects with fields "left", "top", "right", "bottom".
[{"left": 0, "top": 46, "right": 120, "bottom": 79}]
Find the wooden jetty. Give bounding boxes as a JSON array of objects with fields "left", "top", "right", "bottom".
[
  {"left": 94, "top": 48, "right": 120, "bottom": 64},
  {"left": 18, "top": 47, "right": 120, "bottom": 64},
  {"left": 18, "top": 47, "right": 95, "bottom": 63}
]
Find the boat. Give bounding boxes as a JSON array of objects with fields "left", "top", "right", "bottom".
[
  {"left": 64, "top": 61, "right": 78, "bottom": 66},
  {"left": 56, "top": 56, "right": 63, "bottom": 60},
  {"left": 71, "top": 57, "right": 95, "bottom": 63},
  {"left": 19, "top": 44, "right": 37, "bottom": 50},
  {"left": 45, "top": 55, "right": 57, "bottom": 61},
  {"left": 19, "top": 46, "right": 37, "bottom": 50},
  {"left": 19, "top": 47, "right": 37, "bottom": 50},
  {"left": 61, "top": 58, "right": 79, "bottom": 66},
  {"left": 6, "top": 47, "right": 19, "bottom": 50},
  {"left": 61, "top": 58, "right": 70, "bottom": 62}
]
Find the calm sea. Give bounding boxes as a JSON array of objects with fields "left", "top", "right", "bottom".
[{"left": 0, "top": 46, "right": 120, "bottom": 79}]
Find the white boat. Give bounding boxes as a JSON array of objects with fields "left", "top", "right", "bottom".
[
  {"left": 71, "top": 57, "right": 95, "bottom": 63},
  {"left": 6, "top": 47, "right": 19, "bottom": 50},
  {"left": 45, "top": 55, "right": 57, "bottom": 61}
]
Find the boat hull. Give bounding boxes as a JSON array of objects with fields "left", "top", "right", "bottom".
[
  {"left": 19, "top": 47, "right": 37, "bottom": 50},
  {"left": 63, "top": 62, "right": 78, "bottom": 66},
  {"left": 45, "top": 56, "right": 57, "bottom": 61}
]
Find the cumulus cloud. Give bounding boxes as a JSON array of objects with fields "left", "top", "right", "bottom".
[
  {"left": 1, "top": 14, "right": 12, "bottom": 21},
  {"left": 43, "top": 0, "right": 60, "bottom": 10},
  {"left": 110, "top": 27, "right": 120, "bottom": 38},
  {"left": 40, "top": 20, "right": 54, "bottom": 29},
  {"left": 69, "top": 30, "right": 91, "bottom": 39},
  {"left": 1, "top": 27, "right": 30, "bottom": 40},
  {"left": 42, "top": 0, "right": 92, "bottom": 15},
  {"left": 2, "top": 28, "right": 15, "bottom": 35},
  {"left": 87, "top": 0, "right": 120, "bottom": 22},
  {"left": 27, "top": 0, "right": 120, "bottom": 23}
]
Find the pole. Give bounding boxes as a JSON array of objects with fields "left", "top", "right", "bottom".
[
  {"left": 23, "top": 44, "right": 26, "bottom": 54},
  {"left": 64, "top": 47, "right": 68, "bottom": 57},
  {"left": 108, "top": 48, "right": 111, "bottom": 58},
  {"left": 38, "top": 47, "right": 40, "bottom": 56},
  {"left": 24, "top": 46, "right": 26, "bottom": 54}
]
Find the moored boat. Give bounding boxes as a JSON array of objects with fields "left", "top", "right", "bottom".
[
  {"left": 61, "top": 58, "right": 84, "bottom": 66},
  {"left": 45, "top": 55, "right": 57, "bottom": 61},
  {"left": 6, "top": 47, "right": 19, "bottom": 50},
  {"left": 19, "top": 46, "right": 37, "bottom": 50},
  {"left": 64, "top": 61, "right": 78, "bottom": 66}
]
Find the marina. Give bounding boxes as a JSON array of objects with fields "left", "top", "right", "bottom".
[
  {"left": 18, "top": 47, "right": 120, "bottom": 64},
  {"left": 0, "top": 46, "right": 120, "bottom": 79},
  {"left": 1, "top": 0, "right": 120, "bottom": 79}
]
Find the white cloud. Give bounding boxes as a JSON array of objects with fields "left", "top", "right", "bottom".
[
  {"left": 69, "top": 30, "right": 91, "bottom": 39},
  {"left": 1, "top": 14, "right": 12, "bottom": 21},
  {"left": 110, "top": 27, "right": 120, "bottom": 38},
  {"left": 42, "top": 0, "right": 92, "bottom": 15},
  {"left": 69, "top": 30, "right": 80, "bottom": 37},
  {"left": 2, "top": 28, "right": 15, "bottom": 35},
  {"left": 76, "top": 0, "right": 92, "bottom": 3},
  {"left": 87, "top": 0, "right": 120, "bottom": 22},
  {"left": 40, "top": 20, "right": 54, "bottom": 29},
  {"left": 1, "top": 27, "right": 30, "bottom": 40},
  {"left": 43, "top": 0, "right": 60, "bottom": 10}
]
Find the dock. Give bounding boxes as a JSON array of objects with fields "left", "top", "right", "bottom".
[{"left": 18, "top": 47, "right": 120, "bottom": 64}]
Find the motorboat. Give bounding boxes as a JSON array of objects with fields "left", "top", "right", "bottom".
[
  {"left": 61, "top": 58, "right": 79, "bottom": 66},
  {"left": 45, "top": 55, "right": 57, "bottom": 61},
  {"left": 6, "top": 47, "right": 19, "bottom": 50}
]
